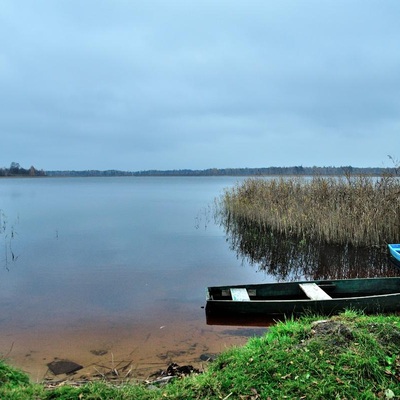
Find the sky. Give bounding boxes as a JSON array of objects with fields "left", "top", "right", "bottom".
[{"left": 1, "top": 1, "right": 400, "bottom": 171}]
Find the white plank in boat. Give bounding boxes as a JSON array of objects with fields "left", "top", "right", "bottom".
[
  {"left": 230, "top": 288, "right": 250, "bottom": 301},
  {"left": 299, "top": 283, "right": 332, "bottom": 300}
]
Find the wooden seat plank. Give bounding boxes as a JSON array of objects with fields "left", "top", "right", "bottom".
[
  {"left": 299, "top": 283, "right": 332, "bottom": 300},
  {"left": 230, "top": 288, "right": 250, "bottom": 301}
]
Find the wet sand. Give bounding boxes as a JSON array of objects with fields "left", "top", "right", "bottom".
[{"left": 0, "top": 314, "right": 271, "bottom": 382}]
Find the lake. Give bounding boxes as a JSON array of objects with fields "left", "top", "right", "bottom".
[{"left": 0, "top": 176, "right": 271, "bottom": 379}]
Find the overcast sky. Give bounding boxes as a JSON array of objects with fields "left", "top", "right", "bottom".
[{"left": 1, "top": 1, "right": 400, "bottom": 171}]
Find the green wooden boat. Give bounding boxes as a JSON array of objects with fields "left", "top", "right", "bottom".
[{"left": 206, "top": 277, "right": 400, "bottom": 316}]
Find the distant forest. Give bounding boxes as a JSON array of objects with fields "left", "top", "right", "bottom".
[
  {"left": 1, "top": 162, "right": 397, "bottom": 178},
  {"left": 46, "top": 166, "right": 395, "bottom": 177},
  {"left": 0, "top": 162, "right": 45, "bottom": 177}
]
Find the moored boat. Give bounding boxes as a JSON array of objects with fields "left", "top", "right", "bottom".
[
  {"left": 388, "top": 244, "right": 400, "bottom": 268},
  {"left": 206, "top": 277, "right": 400, "bottom": 316}
]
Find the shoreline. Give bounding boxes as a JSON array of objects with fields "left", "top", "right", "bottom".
[{"left": 0, "top": 320, "right": 269, "bottom": 384}]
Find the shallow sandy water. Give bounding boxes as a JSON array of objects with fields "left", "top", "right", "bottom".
[{"left": 0, "top": 313, "right": 270, "bottom": 382}]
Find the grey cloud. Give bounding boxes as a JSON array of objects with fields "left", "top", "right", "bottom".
[{"left": 1, "top": 1, "right": 400, "bottom": 170}]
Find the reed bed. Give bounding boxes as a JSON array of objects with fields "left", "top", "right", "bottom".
[{"left": 219, "top": 174, "right": 400, "bottom": 247}]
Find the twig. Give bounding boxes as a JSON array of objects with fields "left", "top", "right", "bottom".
[{"left": 1, "top": 342, "right": 14, "bottom": 359}]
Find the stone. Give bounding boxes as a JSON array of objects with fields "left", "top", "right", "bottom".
[{"left": 47, "top": 360, "right": 83, "bottom": 375}]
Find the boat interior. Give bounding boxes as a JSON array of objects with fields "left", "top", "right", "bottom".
[{"left": 208, "top": 280, "right": 399, "bottom": 301}]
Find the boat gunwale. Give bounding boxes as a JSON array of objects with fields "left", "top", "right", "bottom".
[
  {"left": 207, "top": 277, "right": 400, "bottom": 294},
  {"left": 206, "top": 291, "right": 400, "bottom": 304}
]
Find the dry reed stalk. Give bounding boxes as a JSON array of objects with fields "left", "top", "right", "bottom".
[{"left": 219, "top": 175, "right": 400, "bottom": 247}]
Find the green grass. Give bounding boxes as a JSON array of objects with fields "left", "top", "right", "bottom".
[{"left": 1, "top": 312, "right": 400, "bottom": 399}]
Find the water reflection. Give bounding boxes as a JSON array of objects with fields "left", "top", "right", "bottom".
[
  {"left": 218, "top": 218, "right": 400, "bottom": 281},
  {"left": 206, "top": 312, "right": 278, "bottom": 327}
]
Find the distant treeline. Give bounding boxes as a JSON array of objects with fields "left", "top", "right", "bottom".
[
  {"left": 46, "top": 166, "right": 395, "bottom": 177},
  {"left": 0, "top": 162, "right": 45, "bottom": 177},
  {"left": 1, "top": 163, "right": 397, "bottom": 178}
]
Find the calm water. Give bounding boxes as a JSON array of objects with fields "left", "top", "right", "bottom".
[{"left": 0, "top": 177, "right": 271, "bottom": 379}]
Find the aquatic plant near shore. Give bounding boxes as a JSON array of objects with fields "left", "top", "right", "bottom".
[
  {"left": 0, "top": 210, "right": 19, "bottom": 270},
  {"left": 217, "top": 173, "right": 400, "bottom": 247}
]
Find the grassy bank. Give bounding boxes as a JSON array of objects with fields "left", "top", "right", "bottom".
[
  {"left": 218, "top": 175, "right": 400, "bottom": 247},
  {"left": 1, "top": 311, "right": 399, "bottom": 399}
]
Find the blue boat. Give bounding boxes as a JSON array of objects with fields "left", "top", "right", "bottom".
[{"left": 388, "top": 244, "right": 400, "bottom": 268}]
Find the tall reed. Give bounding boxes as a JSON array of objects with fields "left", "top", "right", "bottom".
[{"left": 218, "top": 174, "right": 400, "bottom": 247}]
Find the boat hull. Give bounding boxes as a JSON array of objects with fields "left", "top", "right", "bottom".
[
  {"left": 388, "top": 244, "right": 400, "bottom": 268},
  {"left": 206, "top": 278, "right": 400, "bottom": 316}
]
